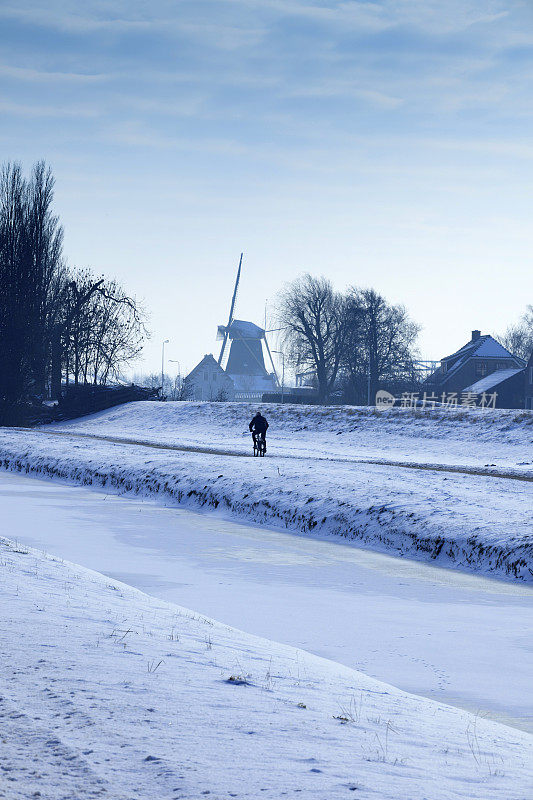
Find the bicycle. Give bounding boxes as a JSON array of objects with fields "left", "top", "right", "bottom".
[{"left": 252, "top": 431, "right": 266, "bottom": 457}]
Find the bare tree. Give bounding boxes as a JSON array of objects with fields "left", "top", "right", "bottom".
[
  {"left": 26, "top": 161, "right": 65, "bottom": 395},
  {"left": 277, "top": 274, "right": 347, "bottom": 403},
  {"left": 0, "top": 160, "right": 149, "bottom": 422},
  {"left": 499, "top": 306, "right": 533, "bottom": 362},
  {"left": 0, "top": 161, "right": 64, "bottom": 421},
  {"left": 342, "top": 288, "right": 420, "bottom": 404},
  {"left": 0, "top": 163, "right": 30, "bottom": 420}
]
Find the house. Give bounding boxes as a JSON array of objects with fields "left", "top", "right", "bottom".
[
  {"left": 183, "top": 354, "right": 235, "bottom": 401},
  {"left": 525, "top": 350, "right": 533, "bottom": 410},
  {"left": 426, "top": 330, "right": 526, "bottom": 399}
]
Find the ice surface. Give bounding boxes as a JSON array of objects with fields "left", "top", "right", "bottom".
[{"left": 2, "top": 469, "right": 531, "bottom": 733}]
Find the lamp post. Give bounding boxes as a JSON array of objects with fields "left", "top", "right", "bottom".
[
  {"left": 272, "top": 350, "right": 285, "bottom": 403},
  {"left": 161, "top": 339, "right": 169, "bottom": 398}
]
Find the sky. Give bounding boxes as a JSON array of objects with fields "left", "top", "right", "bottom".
[{"left": 1, "top": 0, "right": 532, "bottom": 378}]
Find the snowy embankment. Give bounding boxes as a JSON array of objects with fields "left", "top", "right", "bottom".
[
  {"left": 48, "top": 400, "right": 533, "bottom": 476},
  {"left": 1, "top": 536, "right": 531, "bottom": 800},
  {"left": 0, "top": 402, "right": 531, "bottom": 581}
]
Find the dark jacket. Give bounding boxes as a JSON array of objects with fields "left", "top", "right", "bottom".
[{"left": 249, "top": 413, "right": 269, "bottom": 435}]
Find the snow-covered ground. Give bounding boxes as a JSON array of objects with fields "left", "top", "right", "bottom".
[
  {"left": 0, "top": 401, "right": 531, "bottom": 580},
  {"left": 45, "top": 400, "right": 533, "bottom": 476},
  {"left": 1, "top": 403, "right": 532, "bottom": 797},
  {"left": 2, "top": 469, "right": 531, "bottom": 735},
  {"left": 1, "top": 532, "right": 532, "bottom": 800}
]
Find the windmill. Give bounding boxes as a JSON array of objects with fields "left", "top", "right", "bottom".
[{"left": 217, "top": 254, "right": 279, "bottom": 393}]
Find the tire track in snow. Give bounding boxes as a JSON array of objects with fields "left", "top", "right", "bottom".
[{"left": 17, "top": 427, "right": 533, "bottom": 483}]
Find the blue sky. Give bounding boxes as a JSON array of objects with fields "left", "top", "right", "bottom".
[{"left": 1, "top": 0, "right": 532, "bottom": 375}]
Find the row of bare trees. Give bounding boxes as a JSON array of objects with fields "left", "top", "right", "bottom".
[
  {"left": 277, "top": 275, "right": 420, "bottom": 404},
  {"left": 133, "top": 372, "right": 186, "bottom": 401},
  {"left": 0, "top": 161, "right": 147, "bottom": 423},
  {"left": 58, "top": 270, "right": 146, "bottom": 389}
]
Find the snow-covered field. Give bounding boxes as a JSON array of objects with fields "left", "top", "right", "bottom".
[
  {"left": 46, "top": 400, "right": 533, "bottom": 476},
  {"left": 0, "top": 401, "right": 531, "bottom": 581},
  {"left": 1, "top": 534, "right": 532, "bottom": 800},
  {"left": 1, "top": 403, "right": 532, "bottom": 798}
]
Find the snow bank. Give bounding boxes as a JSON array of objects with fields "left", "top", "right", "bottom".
[
  {"left": 0, "top": 420, "right": 531, "bottom": 582},
  {"left": 1, "top": 536, "right": 531, "bottom": 800}
]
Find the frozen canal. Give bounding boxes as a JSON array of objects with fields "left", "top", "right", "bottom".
[{"left": 1, "top": 469, "right": 532, "bottom": 733}]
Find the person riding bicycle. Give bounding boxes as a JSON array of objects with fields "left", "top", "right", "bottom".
[{"left": 249, "top": 411, "right": 269, "bottom": 453}]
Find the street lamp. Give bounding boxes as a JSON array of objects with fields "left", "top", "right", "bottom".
[
  {"left": 161, "top": 339, "right": 169, "bottom": 398},
  {"left": 272, "top": 350, "right": 285, "bottom": 403}
]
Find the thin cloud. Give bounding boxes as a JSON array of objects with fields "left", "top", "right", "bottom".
[
  {"left": 0, "top": 100, "right": 101, "bottom": 118},
  {"left": 223, "top": 0, "right": 515, "bottom": 35},
  {"left": 283, "top": 80, "right": 403, "bottom": 109},
  {"left": 0, "top": 4, "right": 267, "bottom": 49},
  {"left": 1, "top": 0, "right": 520, "bottom": 39},
  {"left": 0, "top": 63, "right": 109, "bottom": 83}
]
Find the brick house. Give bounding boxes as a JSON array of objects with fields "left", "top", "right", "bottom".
[{"left": 426, "top": 330, "right": 525, "bottom": 399}]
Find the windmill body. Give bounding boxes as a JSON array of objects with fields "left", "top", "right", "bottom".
[
  {"left": 219, "top": 319, "right": 277, "bottom": 400},
  {"left": 222, "top": 321, "right": 268, "bottom": 377}
]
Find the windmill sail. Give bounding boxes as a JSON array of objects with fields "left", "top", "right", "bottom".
[{"left": 218, "top": 253, "right": 243, "bottom": 367}]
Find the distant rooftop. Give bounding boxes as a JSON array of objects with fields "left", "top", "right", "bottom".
[
  {"left": 441, "top": 332, "right": 519, "bottom": 363},
  {"left": 425, "top": 331, "right": 526, "bottom": 388}
]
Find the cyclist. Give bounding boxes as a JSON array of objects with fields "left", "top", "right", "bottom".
[{"left": 249, "top": 410, "right": 269, "bottom": 453}]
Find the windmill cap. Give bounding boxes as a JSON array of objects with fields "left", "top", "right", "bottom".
[{"left": 228, "top": 320, "right": 265, "bottom": 338}]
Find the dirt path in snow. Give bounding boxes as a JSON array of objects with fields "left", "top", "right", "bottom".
[{"left": 15, "top": 426, "right": 533, "bottom": 482}]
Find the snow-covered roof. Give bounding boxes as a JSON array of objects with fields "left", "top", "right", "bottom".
[
  {"left": 433, "top": 334, "right": 526, "bottom": 387},
  {"left": 185, "top": 354, "right": 229, "bottom": 381},
  {"left": 472, "top": 338, "right": 520, "bottom": 358},
  {"left": 442, "top": 335, "right": 520, "bottom": 364},
  {"left": 463, "top": 368, "right": 523, "bottom": 394}
]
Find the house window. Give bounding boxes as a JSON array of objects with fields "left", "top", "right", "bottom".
[
  {"left": 204, "top": 372, "right": 208, "bottom": 381},
  {"left": 475, "top": 361, "right": 488, "bottom": 377}
]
